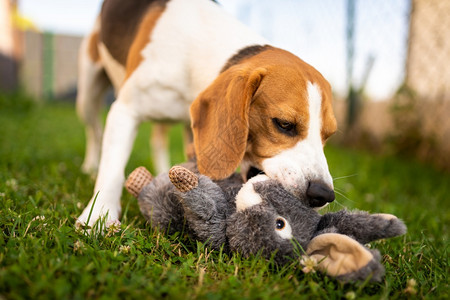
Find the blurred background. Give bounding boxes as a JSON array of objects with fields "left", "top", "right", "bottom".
[{"left": 1, "top": 0, "right": 449, "bottom": 170}]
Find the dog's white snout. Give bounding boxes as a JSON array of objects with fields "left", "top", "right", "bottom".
[{"left": 261, "top": 141, "right": 334, "bottom": 195}]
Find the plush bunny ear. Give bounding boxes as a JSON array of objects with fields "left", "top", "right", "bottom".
[
  {"left": 235, "top": 174, "right": 270, "bottom": 211},
  {"left": 306, "top": 233, "right": 384, "bottom": 282},
  {"left": 190, "top": 66, "right": 266, "bottom": 180}
]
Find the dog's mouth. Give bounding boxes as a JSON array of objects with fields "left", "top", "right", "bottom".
[{"left": 246, "top": 166, "right": 265, "bottom": 180}]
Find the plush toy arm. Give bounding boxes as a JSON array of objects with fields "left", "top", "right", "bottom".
[
  {"left": 306, "top": 233, "right": 385, "bottom": 282},
  {"left": 169, "top": 166, "right": 228, "bottom": 249},
  {"left": 169, "top": 166, "right": 227, "bottom": 220},
  {"left": 316, "top": 210, "right": 407, "bottom": 244},
  {"left": 125, "top": 166, "right": 153, "bottom": 197},
  {"left": 126, "top": 166, "right": 187, "bottom": 234}
]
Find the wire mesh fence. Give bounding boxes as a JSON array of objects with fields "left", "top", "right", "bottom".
[
  {"left": 220, "top": 0, "right": 449, "bottom": 169},
  {"left": 220, "top": 0, "right": 411, "bottom": 101}
]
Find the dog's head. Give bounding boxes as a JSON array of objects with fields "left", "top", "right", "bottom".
[{"left": 190, "top": 46, "right": 337, "bottom": 207}]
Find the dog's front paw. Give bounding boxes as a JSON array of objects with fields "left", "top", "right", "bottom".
[{"left": 76, "top": 197, "right": 121, "bottom": 233}]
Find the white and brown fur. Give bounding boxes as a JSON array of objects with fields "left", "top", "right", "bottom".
[{"left": 76, "top": 0, "right": 337, "bottom": 228}]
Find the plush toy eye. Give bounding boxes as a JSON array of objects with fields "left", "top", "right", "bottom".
[
  {"left": 274, "top": 217, "right": 292, "bottom": 239},
  {"left": 276, "top": 218, "right": 286, "bottom": 230}
]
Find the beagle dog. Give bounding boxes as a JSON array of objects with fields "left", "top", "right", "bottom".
[{"left": 76, "top": 0, "right": 337, "bottom": 228}]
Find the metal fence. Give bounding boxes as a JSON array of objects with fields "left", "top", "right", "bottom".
[
  {"left": 221, "top": 0, "right": 411, "bottom": 101},
  {"left": 220, "top": 0, "right": 450, "bottom": 169}
]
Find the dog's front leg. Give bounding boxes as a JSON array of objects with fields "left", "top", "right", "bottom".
[{"left": 77, "top": 101, "right": 139, "bottom": 229}]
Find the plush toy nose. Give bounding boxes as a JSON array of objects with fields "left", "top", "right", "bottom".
[{"left": 306, "top": 181, "right": 335, "bottom": 207}]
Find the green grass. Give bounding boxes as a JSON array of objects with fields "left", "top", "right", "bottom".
[{"left": 0, "top": 95, "right": 448, "bottom": 299}]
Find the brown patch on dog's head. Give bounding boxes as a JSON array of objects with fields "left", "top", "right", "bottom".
[
  {"left": 241, "top": 47, "right": 337, "bottom": 168},
  {"left": 221, "top": 45, "right": 272, "bottom": 73},
  {"left": 190, "top": 66, "right": 266, "bottom": 180},
  {"left": 319, "top": 80, "right": 337, "bottom": 144},
  {"left": 191, "top": 46, "right": 336, "bottom": 179}
]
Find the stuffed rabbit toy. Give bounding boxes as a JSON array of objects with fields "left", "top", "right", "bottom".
[{"left": 126, "top": 163, "right": 406, "bottom": 282}]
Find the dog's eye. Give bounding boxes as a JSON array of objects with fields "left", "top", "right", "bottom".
[
  {"left": 276, "top": 218, "right": 286, "bottom": 230},
  {"left": 272, "top": 118, "right": 297, "bottom": 136}
]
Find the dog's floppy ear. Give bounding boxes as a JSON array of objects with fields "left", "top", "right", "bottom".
[
  {"left": 190, "top": 66, "right": 266, "bottom": 180},
  {"left": 306, "top": 233, "right": 384, "bottom": 281}
]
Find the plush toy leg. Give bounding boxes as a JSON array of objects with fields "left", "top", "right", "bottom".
[
  {"left": 306, "top": 233, "right": 384, "bottom": 282},
  {"left": 168, "top": 165, "right": 228, "bottom": 249},
  {"left": 125, "top": 167, "right": 153, "bottom": 198},
  {"left": 169, "top": 166, "right": 199, "bottom": 193},
  {"left": 168, "top": 166, "right": 220, "bottom": 220},
  {"left": 317, "top": 210, "right": 407, "bottom": 245}
]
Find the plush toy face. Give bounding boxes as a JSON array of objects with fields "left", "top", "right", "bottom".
[{"left": 226, "top": 175, "right": 321, "bottom": 263}]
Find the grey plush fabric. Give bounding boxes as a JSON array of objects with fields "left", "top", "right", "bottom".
[
  {"left": 226, "top": 180, "right": 321, "bottom": 264},
  {"left": 133, "top": 164, "right": 406, "bottom": 282},
  {"left": 138, "top": 173, "right": 185, "bottom": 234},
  {"left": 316, "top": 210, "right": 407, "bottom": 244},
  {"left": 173, "top": 175, "right": 232, "bottom": 249}
]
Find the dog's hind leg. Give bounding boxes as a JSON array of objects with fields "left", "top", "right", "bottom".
[
  {"left": 151, "top": 123, "right": 171, "bottom": 174},
  {"left": 76, "top": 32, "right": 111, "bottom": 175},
  {"left": 151, "top": 123, "right": 194, "bottom": 173}
]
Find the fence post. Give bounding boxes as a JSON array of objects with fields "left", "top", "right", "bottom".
[
  {"left": 43, "top": 31, "right": 54, "bottom": 100},
  {"left": 346, "top": 0, "right": 357, "bottom": 128}
]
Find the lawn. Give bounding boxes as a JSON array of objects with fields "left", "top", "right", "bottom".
[{"left": 0, "top": 94, "right": 448, "bottom": 299}]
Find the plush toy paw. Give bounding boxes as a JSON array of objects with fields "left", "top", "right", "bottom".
[
  {"left": 306, "top": 233, "right": 385, "bottom": 282},
  {"left": 169, "top": 166, "right": 199, "bottom": 193},
  {"left": 373, "top": 213, "right": 407, "bottom": 240},
  {"left": 125, "top": 166, "right": 153, "bottom": 198}
]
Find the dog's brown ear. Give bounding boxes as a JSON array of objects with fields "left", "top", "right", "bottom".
[{"left": 190, "top": 67, "right": 266, "bottom": 180}]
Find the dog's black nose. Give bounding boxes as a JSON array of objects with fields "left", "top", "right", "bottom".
[{"left": 306, "top": 181, "right": 335, "bottom": 207}]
